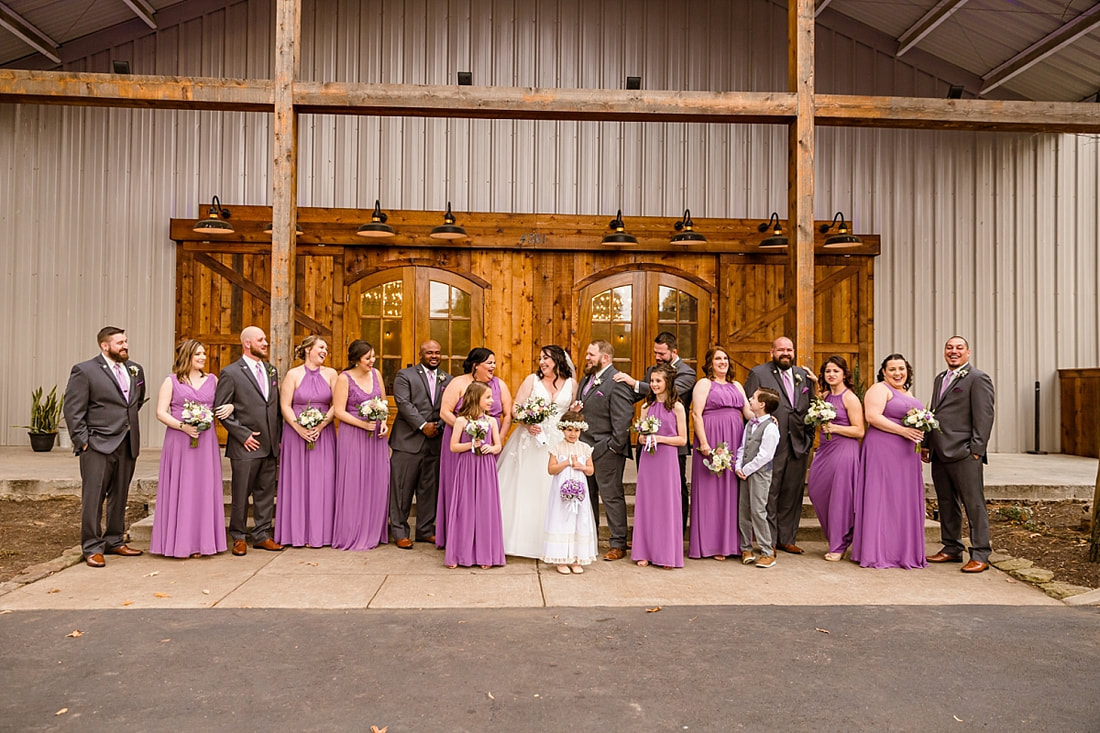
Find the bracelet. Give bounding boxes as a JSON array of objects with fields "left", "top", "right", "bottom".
[{"left": 178, "top": 421, "right": 185, "bottom": 430}]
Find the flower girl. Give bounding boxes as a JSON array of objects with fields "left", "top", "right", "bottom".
[
  {"left": 446, "top": 381, "right": 505, "bottom": 569},
  {"left": 542, "top": 410, "right": 599, "bottom": 575}
]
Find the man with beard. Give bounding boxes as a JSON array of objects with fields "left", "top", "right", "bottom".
[
  {"left": 572, "top": 340, "right": 635, "bottom": 559},
  {"left": 744, "top": 336, "right": 816, "bottom": 554},
  {"left": 64, "top": 326, "right": 148, "bottom": 567},
  {"left": 214, "top": 326, "right": 284, "bottom": 556},
  {"left": 389, "top": 340, "right": 452, "bottom": 547}
]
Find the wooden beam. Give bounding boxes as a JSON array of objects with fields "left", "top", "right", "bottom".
[
  {"left": 814, "top": 0, "right": 833, "bottom": 18},
  {"left": 120, "top": 0, "right": 157, "bottom": 30},
  {"left": 981, "top": 4, "right": 1100, "bottom": 96},
  {"left": 270, "top": 0, "right": 301, "bottom": 374},
  {"left": 789, "top": 0, "right": 815, "bottom": 364},
  {"left": 896, "top": 0, "right": 970, "bottom": 57},
  {"left": 0, "top": 2, "right": 61, "bottom": 64}
]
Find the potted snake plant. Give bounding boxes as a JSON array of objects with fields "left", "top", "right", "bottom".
[{"left": 16, "top": 386, "right": 65, "bottom": 452}]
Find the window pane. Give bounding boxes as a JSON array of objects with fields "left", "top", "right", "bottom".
[
  {"left": 382, "top": 281, "right": 403, "bottom": 318},
  {"left": 362, "top": 287, "right": 382, "bottom": 317},
  {"left": 679, "top": 291, "right": 698, "bottom": 322},
  {"left": 381, "top": 358, "right": 401, "bottom": 393},
  {"left": 611, "top": 286, "right": 631, "bottom": 321},
  {"left": 679, "top": 325, "right": 696, "bottom": 358},
  {"left": 612, "top": 323, "right": 632, "bottom": 357},
  {"left": 658, "top": 286, "right": 677, "bottom": 321},
  {"left": 452, "top": 319, "right": 471, "bottom": 354},
  {"left": 448, "top": 357, "right": 464, "bottom": 376},
  {"left": 360, "top": 320, "right": 381, "bottom": 348},
  {"left": 590, "top": 322, "right": 610, "bottom": 343},
  {"left": 430, "top": 318, "right": 448, "bottom": 347},
  {"left": 429, "top": 280, "right": 450, "bottom": 318},
  {"left": 451, "top": 287, "right": 471, "bottom": 318},
  {"left": 591, "top": 291, "right": 611, "bottom": 322},
  {"left": 383, "top": 319, "right": 402, "bottom": 356}
]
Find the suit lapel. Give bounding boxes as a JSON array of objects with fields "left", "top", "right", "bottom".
[
  {"left": 97, "top": 354, "right": 129, "bottom": 402},
  {"left": 240, "top": 358, "right": 273, "bottom": 402}
]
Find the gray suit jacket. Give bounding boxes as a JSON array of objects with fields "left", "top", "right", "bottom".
[
  {"left": 214, "top": 357, "right": 282, "bottom": 460},
  {"left": 635, "top": 358, "right": 697, "bottom": 456},
  {"left": 63, "top": 355, "right": 146, "bottom": 456},
  {"left": 744, "top": 362, "right": 815, "bottom": 458},
  {"left": 927, "top": 364, "right": 995, "bottom": 463},
  {"left": 575, "top": 366, "right": 635, "bottom": 460},
  {"left": 389, "top": 363, "right": 452, "bottom": 454}
]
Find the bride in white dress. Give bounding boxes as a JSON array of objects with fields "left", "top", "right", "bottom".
[{"left": 498, "top": 345, "right": 576, "bottom": 558}]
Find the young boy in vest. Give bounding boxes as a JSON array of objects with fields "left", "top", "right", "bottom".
[{"left": 736, "top": 387, "right": 781, "bottom": 568}]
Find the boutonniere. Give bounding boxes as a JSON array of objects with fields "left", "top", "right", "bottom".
[
  {"left": 794, "top": 373, "right": 803, "bottom": 384},
  {"left": 955, "top": 368, "right": 970, "bottom": 380},
  {"left": 127, "top": 365, "right": 139, "bottom": 377},
  {"left": 267, "top": 365, "right": 277, "bottom": 378},
  {"left": 593, "top": 377, "right": 603, "bottom": 387},
  {"left": 437, "top": 373, "right": 446, "bottom": 383}
]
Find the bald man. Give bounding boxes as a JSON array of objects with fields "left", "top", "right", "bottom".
[{"left": 214, "top": 326, "right": 284, "bottom": 555}]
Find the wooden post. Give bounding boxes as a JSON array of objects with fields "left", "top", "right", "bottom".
[
  {"left": 271, "top": 0, "right": 301, "bottom": 375},
  {"left": 788, "top": 0, "right": 815, "bottom": 363}
]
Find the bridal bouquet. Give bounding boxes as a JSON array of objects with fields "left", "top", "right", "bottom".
[
  {"left": 181, "top": 400, "right": 213, "bottom": 448},
  {"left": 296, "top": 406, "right": 325, "bottom": 450},
  {"left": 702, "top": 442, "right": 732, "bottom": 475},
  {"left": 559, "top": 478, "right": 587, "bottom": 513},
  {"left": 804, "top": 397, "right": 838, "bottom": 440},
  {"left": 902, "top": 407, "right": 940, "bottom": 453},
  {"left": 358, "top": 397, "right": 389, "bottom": 437},
  {"left": 632, "top": 415, "right": 661, "bottom": 454},
  {"left": 515, "top": 395, "right": 559, "bottom": 445},
  {"left": 464, "top": 417, "right": 491, "bottom": 453}
]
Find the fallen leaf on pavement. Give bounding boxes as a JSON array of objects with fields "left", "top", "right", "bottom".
[
  {"left": 122, "top": 600, "right": 134, "bottom": 606},
  {"left": 154, "top": 593, "right": 171, "bottom": 598},
  {"left": 160, "top": 639, "right": 171, "bottom": 643},
  {"left": 301, "top": 561, "right": 319, "bottom": 567},
  {"left": 66, "top": 630, "right": 83, "bottom": 638},
  {"left": 202, "top": 589, "right": 210, "bottom": 595},
  {"left": 144, "top": 571, "right": 160, "bottom": 577},
  {"left": 48, "top": 588, "right": 60, "bottom": 594},
  {"left": 816, "top": 628, "right": 830, "bottom": 634},
  {"left": 487, "top": 692, "right": 495, "bottom": 700},
  {"left": 55, "top": 708, "right": 68, "bottom": 716},
  {"left": 370, "top": 727, "right": 388, "bottom": 733},
  {"left": 645, "top": 606, "right": 661, "bottom": 613},
  {"left": 953, "top": 715, "right": 963, "bottom": 722}
]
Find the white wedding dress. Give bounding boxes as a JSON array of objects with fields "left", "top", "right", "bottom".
[{"left": 497, "top": 375, "right": 575, "bottom": 558}]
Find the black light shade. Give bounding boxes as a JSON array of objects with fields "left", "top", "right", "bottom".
[
  {"left": 430, "top": 202, "right": 467, "bottom": 240},
  {"left": 357, "top": 200, "right": 395, "bottom": 238},
  {"left": 263, "top": 221, "right": 303, "bottom": 236},
  {"left": 671, "top": 209, "right": 706, "bottom": 245},
  {"left": 758, "top": 212, "right": 787, "bottom": 249},
  {"left": 602, "top": 209, "right": 637, "bottom": 245},
  {"left": 819, "top": 212, "right": 862, "bottom": 247},
  {"left": 193, "top": 195, "right": 233, "bottom": 234}
]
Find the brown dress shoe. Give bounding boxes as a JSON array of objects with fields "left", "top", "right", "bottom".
[
  {"left": 603, "top": 547, "right": 625, "bottom": 561},
  {"left": 232, "top": 539, "right": 247, "bottom": 556},
  {"left": 418, "top": 535, "right": 437, "bottom": 544},
  {"left": 961, "top": 560, "right": 989, "bottom": 573},
  {"left": 254, "top": 538, "right": 284, "bottom": 551},
  {"left": 776, "top": 543, "right": 804, "bottom": 554},
  {"left": 396, "top": 538, "right": 414, "bottom": 549},
  {"left": 106, "top": 544, "right": 143, "bottom": 556},
  {"left": 927, "top": 551, "right": 963, "bottom": 563},
  {"left": 85, "top": 553, "right": 106, "bottom": 568}
]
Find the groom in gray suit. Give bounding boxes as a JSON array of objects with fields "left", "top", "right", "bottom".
[
  {"left": 923, "top": 336, "right": 996, "bottom": 573},
  {"left": 573, "top": 340, "right": 635, "bottom": 560},
  {"left": 389, "top": 340, "right": 452, "bottom": 547},
  {"left": 214, "top": 326, "right": 284, "bottom": 556},
  {"left": 64, "top": 326, "right": 148, "bottom": 567}
]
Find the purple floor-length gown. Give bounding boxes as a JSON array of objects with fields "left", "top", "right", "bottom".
[
  {"left": 806, "top": 389, "right": 861, "bottom": 555},
  {"left": 275, "top": 366, "right": 336, "bottom": 547},
  {"left": 332, "top": 369, "right": 390, "bottom": 551},
  {"left": 851, "top": 385, "right": 928, "bottom": 569},
  {"left": 688, "top": 382, "right": 745, "bottom": 559},
  {"left": 631, "top": 401, "right": 684, "bottom": 568},
  {"left": 436, "top": 377, "right": 503, "bottom": 549},
  {"left": 444, "top": 417, "right": 506, "bottom": 568},
  {"left": 150, "top": 377, "right": 227, "bottom": 557}
]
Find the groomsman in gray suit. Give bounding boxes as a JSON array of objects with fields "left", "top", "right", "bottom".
[
  {"left": 389, "top": 340, "right": 452, "bottom": 548},
  {"left": 64, "top": 326, "right": 148, "bottom": 567},
  {"left": 744, "top": 336, "right": 816, "bottom": 554},
  {"left": 573, "top": 340, "right": 635, "bottom": 560},
  {"left": 214, "top": 326, "right": 284, "bottom": 556},
  {"left": 923, "top": 336, "right": 996, "bottom": 573}
]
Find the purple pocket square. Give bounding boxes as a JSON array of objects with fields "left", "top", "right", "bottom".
[
  {"left": 595, "top": 391, "right": 605, "bottom": 398},
  {"left": 801, "top": 386, "right": 809, "bottom": 394},
  {"left": 952, "top": 387, "right": 963, "bottom": 392}
]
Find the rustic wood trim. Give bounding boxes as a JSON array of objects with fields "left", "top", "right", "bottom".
[
  {"left": 0, "top": 6, "right": 61, "bottom": 64},
  {"left": 815, "top": 93, "right": 1100, "bottom": 132},
  {"left": 344, "top": 258, "right": 493, "bottom": 290},
  {"left": 896, "top": 0, "right": 969, "bottom": 57},
  {"left": 789, "top": 0, "right": 816, "bottom": 362},
  {"left": 573, "top": 262, "right": 716, "bottom": 292},
  {"left": 980, "top": 5, "right": 1100, "bottom": 96}
]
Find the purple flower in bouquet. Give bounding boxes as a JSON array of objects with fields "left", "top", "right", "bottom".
[
  {"left": 181, "top": 399, "right": 213, "bottom": 448},
  {"left": 632, "top": 415, "right": 661, "bottom": 453},
  {"left": 560, "top": 478, "right": 586, "bottom": 513},
  {"left": 902, "top": 407, "right": 940, "bottom": 453},
  {"left": 358, "top": 397, "right": 389, "bottom": 436}
]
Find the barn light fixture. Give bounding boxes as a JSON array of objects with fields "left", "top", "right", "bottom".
[
  {"left": 357, "top": 200, "right": 395, "bottom": 238},
  {"left": 193, "top": 196, "right": 233, "bottom": 234},
  {"left": 819, "top": 212, "right": 862, "bottom": 247},
  {"left": 602, "top": 209, "right": 637, "bottom": 245},
  {"left": 758, "top": 212, "right": 787, "bottom": 249},
  {"left": 429, "top": 202, "right": 467, "bottom": 240},
  {"left": 670, "top": 209, "right": 706, "bottom": 245}
]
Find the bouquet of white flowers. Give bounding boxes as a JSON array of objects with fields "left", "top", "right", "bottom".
[
  {"left": 358, "top": 397, "right": 389, "bottom": 437},
  {"left": 296, "top": 406, "right": 325, "bottom": 450},
  {"left": 464, "top": 417, "right": 491, "bottom": 453},
  {"left": 902, "top": 407, "right": 940, "bottom": 453},
  {"left": 804, "top": 397, "right": 838, "bottom": 440},
  {"left": 181, "top": 400, "right": 213, "bottom": 448},
  {"left": 514, "top": 394, "right": 559, "bottom": 444},
  {"left": 702, "top": 441, "right": 732, "bottom": 475},
  {"left": 632, "top": 415, "right": 661, "bottom": 454}
]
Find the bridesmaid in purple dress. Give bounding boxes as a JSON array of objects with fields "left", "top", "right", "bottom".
[
  {"left": 275, "top": 335, "right": 339, "bottom": 548},
  {"left": 435, "top": 348, "right": 512, "bottom": 549},
  {"left": 851, "top": 353, "right": 929, "bottom": 569},
  {"left": 151, "top": 339, "right": 229, "bottom": 558},
  {"left": 445, "top": 381, "right": 505, "bottom": 568},
  {"left": 632, "top": 365, "right": 688, "bottom": 568},
  {"left": 806, "top": 355, "right": 865, "bottom": 562},
  {"left": 332, "top": 340, "right": 390, "bottom": 551},
  {"left": 689, "top": 346, "right": 753, "bottom": 560}
]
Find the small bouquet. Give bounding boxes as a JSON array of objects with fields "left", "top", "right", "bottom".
[
  {"left": 702, "top": 442, "right": 732, "bottom": 475},
  {"left": 464, "top": 417, "right": 491, "bottom": 454},
  {"left": 514, "top": 395, "right": 559, "bottom": 445},
  {"left": 902, "top": 407, "right": 940, "bottom": 453},
  {"left": 632, "top": 415, "right": 661, "bottom": 453},
  {"left": 181, "top": 400, "right": 214, "bottom": 448},
  {"left": 804, "top": 397, "right": 838, "bottom": 440},
  {"left": 296, "top": 405, "right": 325, "bottom": 450},
  {"left": 559, "top": 478, "right": 587, "bottom": 513},
  {"left": 358, "top": 397, "right": 389, "bottom": 436}
]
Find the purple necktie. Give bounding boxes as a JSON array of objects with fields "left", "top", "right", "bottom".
[
  {"left": 113, "top": 363, "right": 130, "bottom": 402},
  {"left": 939, "top": 371, "right": 954, "bottom": 399},
  {"left": 427, "top": 370, "right": 436, "bottom": 402},
  {"left": 782, "top": 370, "right": 794, "bottom": 404},
  {"left": 255, "top": 362, "right": 268, "bottom": 400}
]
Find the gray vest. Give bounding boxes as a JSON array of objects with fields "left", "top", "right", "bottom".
[{"left": 742, "top": 416, "right": 776, "bottom": 466}]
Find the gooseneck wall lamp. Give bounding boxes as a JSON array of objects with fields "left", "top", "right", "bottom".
[
  {"left": 429, "top": 202, "right": 468, "bottom": 240},
  {"left": 193, "top": 195, "right": 234, "bottom": 234},
  {"left": 601, "top": 209, "right": 638, "bottom": 245},
  {"left": 357, "top": 200, "right": 396, "bottom": 238},
  {"left": 758, "top": 212, "right": 788, "bottom": 249},
  {"left": 819, "top": 212, "right": 862, "bottom": 247},
  {"left": 670, "top": 209, "right": 706, "bottom": 245}
]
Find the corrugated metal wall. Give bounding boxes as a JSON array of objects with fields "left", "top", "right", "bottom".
[{"left": 1, "top": 0, "right": 1098, "bottom": 452}]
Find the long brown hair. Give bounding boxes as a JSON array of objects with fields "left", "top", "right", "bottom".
[
  {"left": 457, "top": 381, "right": 491, "bottom": 421},
  {"left": 703, "top": 346, "right": 732, "bottom": 382},
  {"left": 173, "top": 339, "right": 205, "bottom": 384},
  {"left": 644, "top": 364, "right": 679, "bottom": 410}
]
